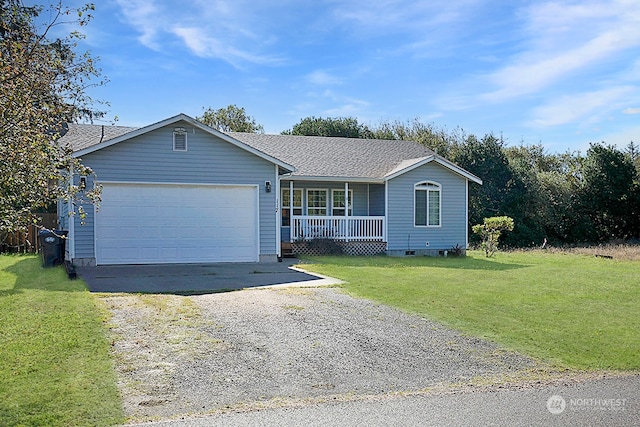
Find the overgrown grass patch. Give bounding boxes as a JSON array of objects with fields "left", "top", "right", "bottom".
[
  {"left": 0, "top": 255, "right": 123, "bottom": 427},
  {"left": 299, "top": 251, "right": 640, "bottom": 371}
]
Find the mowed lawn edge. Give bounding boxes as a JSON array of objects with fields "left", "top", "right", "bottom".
[
  {"left": 299, "top": 251, "right": 640, "bottom": 371},
  {"left": 0, "top": 255, "right": 124, "bottom": 427}
]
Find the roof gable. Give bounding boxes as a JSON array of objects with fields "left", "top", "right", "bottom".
[
  {"left": 62, "top": 114, "right": 294, "bottom": 172},
  {"left": 384, "top": 155, "right": 483, "bottom": 184}
]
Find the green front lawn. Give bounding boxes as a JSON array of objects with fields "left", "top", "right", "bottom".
[
  {"left": 300, "top": 251, "right": 640, "bottom": 371},
  {"left": 0, "top": 255, "right": 123, "bottom": 427}
]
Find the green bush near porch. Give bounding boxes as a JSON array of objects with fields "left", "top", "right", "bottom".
[
  {"left": 299, "top": 250, "right": 640, "bottom": 371},
  {"left": 0, "top": 255, "right": 123, "bottom": 427}
]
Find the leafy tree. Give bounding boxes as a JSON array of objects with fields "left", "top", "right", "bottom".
[
  {"left": 503, "top": 144, "right": 583, "bottom": 246},
  {"left": 1, "top": 1, "right": 105, "bottom": 238},
  {"left": 282, "top": 116, "right": 373, "bottom": 138},
  {"left": 535, "top": 170, "right": 579, "bottom": 243},
  {"left": 578, "top": 143, "right": 639, "bottom": 241},
  {"left": 625, "top": 141, "right": 640, "bottom": 175},
  {"left": 371, "top": 118, "right": 464, "bottom": 158},
  {"left": 472, "top": 216, "right": 514, "bottom": 257},
  {"left": 197, "top": 105, "right": 264, "bottom": 133},
  {"left": 451, "top": 134, "right": 519, "bottom": 232}
]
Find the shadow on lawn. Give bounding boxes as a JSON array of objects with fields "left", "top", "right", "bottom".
[
  {"left": 0, "top": 256, "right": 85, "bottom": 295},
  {"left": 301, "top": 255, "right": 531, "bottom": 271}
]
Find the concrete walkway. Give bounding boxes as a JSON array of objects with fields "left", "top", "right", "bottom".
[{"left": 78, "top": 259, "right": 341, "bottom": 293}]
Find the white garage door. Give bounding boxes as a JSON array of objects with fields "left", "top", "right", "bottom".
[{"left": 96, "top": 183, "right": 259, "bottom": 264}]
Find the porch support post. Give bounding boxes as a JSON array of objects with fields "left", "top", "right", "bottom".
[
  {"left": 289, "top": 180, "right": 294, "bottom": 242},
  {"left": 275, "top": 165, "right": 281, "bottom": 258},
  {"left": 344, "top": 182, "right": 350, "bottom": 242}
]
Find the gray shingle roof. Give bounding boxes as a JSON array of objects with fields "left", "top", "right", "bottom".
[
  {"left": 58, "top": 123, "right": 437, "bottom": 180},
  {"left": 228, "top": 132, "right": 434, "bottom": 179},
  {"left": 57, "top": 123, "right": 138, "bottom": 151}
]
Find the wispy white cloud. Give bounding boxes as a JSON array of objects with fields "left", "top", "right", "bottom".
[
  {"left": 327, "top": 0, "right": 477, "bottom": 35},
  {"left": 323, "top": 100, "right": 370, "bottom": 117},
  {"left": 305, "top": 70, "right": 343, "bottom": 86},
  {"left": 171, "top": 26, "right": 282, "bottom": 67},
  {"left": 482, "top": 0, "right": 640, "bottom": 102},
  {"left": 323, "top": 0, "right": 483, "bottom": 58},
  {"left": 598, "top": 125, "right": 640, "bottom": 148},
  {"left": 290, "top": 89, "right": 371, "bottom": 119},
  {"left": 113, "top": 0, "right": 284, "bottom": 67},
  {"left": 114, "top": 0, "right": 163, "bottom": 49},
  {"left": 623, "top": 107, "right": 640, "bottom": 115},
  {"left": 320, "top": 89, "right": 370, "bottom": 115},
  {"left": 529, "top": 86, "right": 634, "bottom": 127}
]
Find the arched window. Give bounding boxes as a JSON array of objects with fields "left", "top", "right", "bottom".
[{"left": 414, "top": 181, "right": 441, "bottom": 227}]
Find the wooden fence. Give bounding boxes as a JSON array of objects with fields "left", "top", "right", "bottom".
[{"left": 1, "top": 213, "right": 58, "bottom": 253}]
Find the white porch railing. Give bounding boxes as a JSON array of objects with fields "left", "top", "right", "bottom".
[{"left": 291, "top": 216, "right": 385, "bottom": 242}]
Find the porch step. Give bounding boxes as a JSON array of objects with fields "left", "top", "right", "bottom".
[{"left": 281, "top": 242, "right": 297, "bottom": 258}]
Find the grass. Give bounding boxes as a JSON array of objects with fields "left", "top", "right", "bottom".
[
  {"left": 299, "top": 250, "right": 640, "bottom": 371},
  {"left": 554, "top": 243, "right": 640, "bottom": 261},
  {"left": 0, "top": 255, "right": 124, "bottom": 427}
]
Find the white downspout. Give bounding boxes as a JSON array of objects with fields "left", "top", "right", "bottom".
[
  {"left": 465, "top": 179, "right": 469, "bottom": 250},
  {"left": 289, "top": 180, "right": 294, "bottom": 242},
  {"left": 275, "top": 165, "right": 281, "bottom": 258},
  {"left": 384, "top": 180, "right": 389, "bottom": 247}
]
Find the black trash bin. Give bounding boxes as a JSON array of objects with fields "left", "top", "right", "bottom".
[{"left": 39, "top": 230, "right": 68, "bottom": 268}]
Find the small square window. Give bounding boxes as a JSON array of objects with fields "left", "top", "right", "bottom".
[{"left": 173, "top": 130, "right": 187, "bottom": 151}]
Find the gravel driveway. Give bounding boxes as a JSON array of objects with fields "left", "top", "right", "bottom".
[{"left": 100, "top": 286, "right": 549, "bottom": 422}]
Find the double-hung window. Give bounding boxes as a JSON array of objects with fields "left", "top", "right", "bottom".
[
  {"left": 331, "top": 189, "right": 353, "bottom": 216},
  {"left": 415, "top": 181, "right": 441, "bottom": 227},
  {"left": 307, "top": 189, "right": 327, "bottom": 216},
  {"left": 281, "top": 188, "right": 302, "bottom": 226}
]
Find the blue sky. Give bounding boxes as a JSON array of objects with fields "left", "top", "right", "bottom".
[{"left": 71, "top": 0, "right": 639, "bottom": 153}]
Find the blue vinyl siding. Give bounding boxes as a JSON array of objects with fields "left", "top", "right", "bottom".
[
  {"left": 57, "top": 198, "right": 68, "bottom": 230},
  {"left": 368, "top": 184, "right": 385, "bottom": 216},
  {"left": 386, "top": 162, "right": 468, "bottom": 251},
  {"left": 74, "top": 121, "right": 278, "bottom": 260},
  {"left": 71, "top": 174, "right": 97, "bottom": 259}
]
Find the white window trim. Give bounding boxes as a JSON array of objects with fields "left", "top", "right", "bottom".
[
  {"left": 414, "top": 181, "right": 442, "bottom": 228},
  {"left": 331, "top": 189, "right": 353, "bottom": 216},
  {"left": 281, "top": 188, "right": 303, "bottom": 206},
  {"left": 292, "top": 188, "right": 303, "bottom": 213},
  {"left": 281, "top": 188, "right": 303, "bottom": 226},
  {"left": 306, "top": 188, "right": 328, "bottom": 216},
  {"left": 173, "top": 130, "right": 188, "bottom": 151}
]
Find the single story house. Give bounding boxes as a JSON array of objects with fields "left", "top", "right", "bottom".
[{"left": 57, "top": 113, "right": 482, "bottom": 266}]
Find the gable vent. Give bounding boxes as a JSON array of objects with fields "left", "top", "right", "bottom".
[{"left": 173, "top": 128, "right": 187, "bottom": 151}]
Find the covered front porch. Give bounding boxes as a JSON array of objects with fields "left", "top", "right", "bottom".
[
  {"left": 279, "top": 179, "right": 387, "bottom": 255},
  {"left": 291, "top": 215, "right": 385, "bottom": 241}
]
